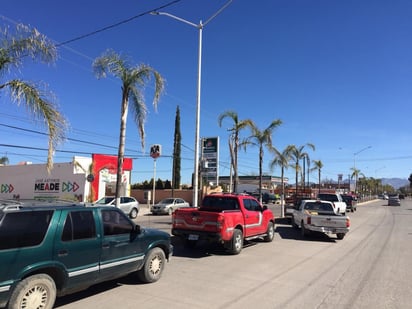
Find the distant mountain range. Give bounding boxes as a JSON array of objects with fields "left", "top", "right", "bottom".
[{"left": 382, "top": 178, "right": 409, "bottom": 189}]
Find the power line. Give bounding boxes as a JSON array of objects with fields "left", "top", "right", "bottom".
[{"left": 56, "top": 0, "right": 182, "bottom": 47}]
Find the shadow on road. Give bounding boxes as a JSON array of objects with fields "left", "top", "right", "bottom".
[
  {"left": 54, "top": 273, "right": 144, "bottom": 308},
  {"left": 276, "top": 225, "right": 337, "bottom": 243}
]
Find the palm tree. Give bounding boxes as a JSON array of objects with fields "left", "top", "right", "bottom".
[
  {"left": 93, "top": 49, "right": 164, "bottom": 206},
  {"left": 0, "top": 24, "right": 67, "bottom": 172},
  {"left": 350, "top": 167, "right": 364, "bottom": 195},
  {"left": 269, "top": 145, "right": 292, "bottom": 217},
  {"left": 244, "top": 119, "right": 282, "bottom": 203},
  {"left": 218, "top": 110, "right": 250, "bottom": 193},
  {"left": 310, "top": 160, "right": 323, "bottom": 195},
  {"left": 287, "top": 143, "right": 315, "bottom": 198}
]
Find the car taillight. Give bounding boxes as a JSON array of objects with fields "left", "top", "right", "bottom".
[
  {"left": 307, "top": 217, "right": 311, "bottom": 225},
  {"left": 346, "top": 218, "right": 350, "bottom": 228},
  {"left": 217, "top": 214, "right": 224, "bottom": 231}
]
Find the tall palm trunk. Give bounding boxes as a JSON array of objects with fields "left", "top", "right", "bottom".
[
  {"left": 115, "top": 93, "right": 129, "bottom": 206},
  {"left": 259, "top": 144, "right": 263, "bottom": 200}
]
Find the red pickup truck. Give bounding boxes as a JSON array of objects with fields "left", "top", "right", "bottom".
[{"left": 171, "top": 193, "right": 275, "bottom": 254}]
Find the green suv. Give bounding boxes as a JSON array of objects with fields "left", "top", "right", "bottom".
[{"left": 0, "top": 200, "right": 173, "bottom": 309}]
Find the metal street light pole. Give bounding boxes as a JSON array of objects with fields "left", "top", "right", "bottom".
[
  {"left": 353, "top": 145, "right": 372, "bottom": 193},
  {"left": 151, "top": 1, "right": 232, "bottom": 207},
  {"left": 353, "top": 145, "right": 372, "bottom": 169}
]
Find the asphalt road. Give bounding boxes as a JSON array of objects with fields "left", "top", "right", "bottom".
[{"left": 55, "top": 199, "right": 412, "bottom": 309}]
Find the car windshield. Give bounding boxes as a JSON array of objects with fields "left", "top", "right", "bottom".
[
  {"left": 96, "top": 197, "right": 115, "bottom": 204},
  {"left": 160, "top": 198, "right": 175, "bottom": 204}
]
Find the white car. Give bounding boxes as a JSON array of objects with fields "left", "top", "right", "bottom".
[
  {"left": 151, "top": 198, "right": 190, "bottom": 215},
  {"left": 93, "top": 196, "right": 139, "bottom": 218}
]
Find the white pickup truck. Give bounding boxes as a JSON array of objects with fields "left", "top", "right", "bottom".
[
  {"left": 317, "top": 193, "right": 347, "bottom": 214},
  {"left": 292, "top": 199, "right": 350, "bottom": 239}
]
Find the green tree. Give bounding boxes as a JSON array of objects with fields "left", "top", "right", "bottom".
[
  {"left": 310, "top": 160, "right": 324, "bottom": 195},
  {"left": 218, "top": 110, "right": 251, "bottom": 193},
  {"left": 244, "top": 119, "right": 282, "bottom": 202},
  {"left": 156, "top": 178, "right": 164, "bottom": 190},
  {"left": 0, "top": 156, "right": 9, "bottom": 165},
  {"left": 0, "top": 24, "right": 67, "bottom": 172},
  {"left": 172, "top": 106, "right": 181, "bottom": 190},
  {"left": 269, "top": 145, "right": 292, "bottom": 217},
  {"left": 350, "top": 167, "right": 364, "bottom": 194},
  {"left": 164, "top": 179, "right": 172, "bottom": 189},
  {"left": 287, "top": 143, "right": 315, "bottom": 197},
  {"left": 93, "top": 49, "right": 164, "bottom": 206}
]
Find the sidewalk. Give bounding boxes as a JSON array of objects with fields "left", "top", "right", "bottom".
[{"left": 138, "top": 203, "right": 151, "bottom": 216}]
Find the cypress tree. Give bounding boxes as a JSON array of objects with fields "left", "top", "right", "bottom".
[{"left": 172, "top": 106, "right": 182, "bottom": 189}]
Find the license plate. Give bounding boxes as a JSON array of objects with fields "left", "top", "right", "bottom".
[{"left": 188, "top": 234, "right": 199, "bottom": 240}]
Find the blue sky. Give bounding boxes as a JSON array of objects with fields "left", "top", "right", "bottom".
[{"left": 1, "top": 0, "right": 411, "bottom": 185}]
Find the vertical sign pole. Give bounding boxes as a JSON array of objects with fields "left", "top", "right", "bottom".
[
  {"left": 150, "top": 144, "right": 161, "bottom": 207},
  {"left": 153, "top": 158, "right": 156, "bottom": 207}
]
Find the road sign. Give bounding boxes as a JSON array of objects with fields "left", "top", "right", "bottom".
[{"left": 150, "top": 144, "right": 161, "bottom": 159}]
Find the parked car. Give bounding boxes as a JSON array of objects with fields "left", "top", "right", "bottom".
[
  {"left": 251, "top": 192, "right": 277, "bottom": 204},
  {"left": 0, "top": 199, "right": 172, "bottom": 309},
  {"left": 151, "top": 198, "right": 190, "bottom": 215},
  {"left": 388, "top": 194, "right": 401, "bottom": 206},
  {"left": 93, "top": 196, "right": 139, "bottom": 218},
  {"left": 341, "top": 194, "right": 357, "bottom": 212}
]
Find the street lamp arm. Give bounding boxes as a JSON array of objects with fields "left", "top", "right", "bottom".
[
  {"left": 152, "top": 0, "right": 232, "bottom": 29},
  {"left": 150, "top": 11, "right": 199, "bottom": 28},
  {"left": 354, "top": 145, "right": 372, "bottom": 156}
]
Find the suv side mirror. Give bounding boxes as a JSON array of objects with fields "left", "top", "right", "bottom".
[
  {"left": 134, "top": 224, "right": 141, "bottom": 235},
  {"left": 262, "top": 205, "right": 268, "bottom": 211}
]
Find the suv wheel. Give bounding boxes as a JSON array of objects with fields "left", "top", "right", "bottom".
[
  {"left": 8, "top": 274, "right": 56, "bottom": 309},
  {"left": 137, "top": 247, "right": 165, "bottom": 283}
]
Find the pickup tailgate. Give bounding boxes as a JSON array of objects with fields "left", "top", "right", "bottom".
[
  {"left": 172, "top": 208, "right": 223, "bottom": 232},
  {"left": 307, "top": 211, "right": 348, "bottom": 228}
]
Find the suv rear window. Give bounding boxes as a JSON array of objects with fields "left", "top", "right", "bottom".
[
  {"left": 0, "top": 210, "right": 54, "bottom": 250},
  {"left": 62, "top": 210, "right": 96, "bottom": 241}
]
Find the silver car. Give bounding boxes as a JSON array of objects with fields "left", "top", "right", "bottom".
[
  {"left": 94, "top": 196, "right": 139, "bottom": 218},
  {"left": 151, "top": 198, "right": 190, "bottom": 215},
  {"left": 387, "top": 195, "right": 401, "bottom": 206}
]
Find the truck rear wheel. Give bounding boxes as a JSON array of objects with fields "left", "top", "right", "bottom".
[
  {"left": 263, "top": 222, "right": 275, "bottom": 242},
  {"left": 291, "top": 217, "right": 299, "bottom": 229},
  {"left": 228, "top": 229, "right": 243, "bottom": 255},
  {"left": 301, "top": 221, "right": 310, "bottom": 237},
  {"left": 337, "top": 233, "right": 345, "bottom": 240}
]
